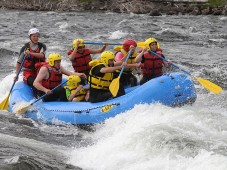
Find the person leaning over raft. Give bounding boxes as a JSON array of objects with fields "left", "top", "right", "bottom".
[
  {"left": 33, "top": 53, "right": 86, "bottom": 102},
  {"left": 114, "top": 39, "right": 139, "bottom": 87},
  {"left": 14, "top": 28, "right": 46, "bottom": 87},
  {"left": 135, "top": 38, "right": 170, "bottom": 85},
  {"left": 64, "top": 75, "right": 89, "bottom": 102},
  {"left": 67, "top": 39, "right": 109, "bottom": 76},
  {"left": 88, "top": 51, "right": 127, "bottom": 103}
]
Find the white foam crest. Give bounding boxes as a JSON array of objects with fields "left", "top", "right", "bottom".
[
  {"left": 55, "top": 22, "right": 69, "bottom": 33},
  {"left": 0, "top": 74, "right": 22, "bottom": 101},
  {"left": 109, "top": 30, "right": 128, "bottom": 40},
  {"left": 220, "top": 16, "right": 227, "bottom": 21},
  {"left": 68, "top": 103, "right": 227, "bottom": 170}
]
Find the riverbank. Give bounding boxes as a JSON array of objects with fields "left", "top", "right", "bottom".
[{"left": 0, "top": 0, "right": 226, "bottom": 15}]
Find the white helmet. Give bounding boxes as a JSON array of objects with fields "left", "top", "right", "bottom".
[{"left": 28, "top": 28, "right": 40, "bottom": 36}]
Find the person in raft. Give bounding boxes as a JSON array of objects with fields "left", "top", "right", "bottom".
[
  {"left": 135, "top": 37, "right": 170, "bottom": 85},
  {"left": 88, "top": 51, "right": 127, "bottom": 103},
  {"left": 64, "top": 75, "right": 89, "bottom": 102},
  {"left": 14, "top": 28, "right": 47, "bottom": 87},
  {"left": 67, "top": 39, "right": 109, "bottom": 77},
  {"left": 33, "top": 53, "right": 86, "bottom": 102},
  {"left": 114, "top": 39, "right": 140, "bottom": 87}
]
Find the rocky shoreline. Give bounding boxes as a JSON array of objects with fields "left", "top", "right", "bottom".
[{"left": 0, "top": 0, "right": 226, "bottom": 15}]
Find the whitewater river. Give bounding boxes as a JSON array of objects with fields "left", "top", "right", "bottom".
[{"left": 0, "top": 9, "right": 227, "bottom": 170}]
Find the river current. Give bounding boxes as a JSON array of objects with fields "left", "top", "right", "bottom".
[{"left": 0, "top": 9, "right": 227, "bottom": 170}]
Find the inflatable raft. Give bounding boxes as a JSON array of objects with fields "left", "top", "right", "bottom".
[{"left": 9, "top": 72, "right": 197, "bottom": 125}]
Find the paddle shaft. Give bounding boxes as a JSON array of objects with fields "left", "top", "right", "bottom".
[
  {"left": 10, "top": 54, "right": 27, "bottom": 93},
  {"left": 119, "top": 49, "right": 133, "bottom": 77},
  {"left": 148, "top": 50, "right": 191, "bottom": 76},
  {"left": 84, "top": 42, "right": 122, "bottom": 46},
  {"left": 31, "top": 80, "right": 67, "bottom": 106}
]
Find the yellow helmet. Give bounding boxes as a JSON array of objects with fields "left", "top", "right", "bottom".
[
  {"left": 145, "top": 38, "right": 160, "bottom": 50},
  {"left": 100, "top": 51, "right": 115, "bottom": 64},
  {"left": 72, "top": 39, "right": 85, "bottom": 49},
  {"left": 48, "top": 53, "right": 62, "bottom": 66},
  {"left": 67, "top": 75, "right": 81, "bottom": 87}
]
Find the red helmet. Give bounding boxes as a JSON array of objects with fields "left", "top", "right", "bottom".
[{"left": 122, "top": 39, "right": 137, "bottom": 52}]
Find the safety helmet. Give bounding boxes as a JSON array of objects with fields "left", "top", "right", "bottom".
[
  {"left": 67, "top": 75, "right": 81, "bottom": 87},
  {"left": 122, "top": 39, "right": 137, "bottom": 52},
  {"left": 145, "top": 38, "right": 160, "bottom": 50},
  {"left": 72, "top": 39, "right": 85, "bottom": 49},
  {"left": 100, "top": 51, "right": 115, "bottom": 64},
  {"left": 28, "top": 28, "right": 40, "bottom": 36},
  {"left": 48, "top": 53, "right": 62, "bottom": 66}
]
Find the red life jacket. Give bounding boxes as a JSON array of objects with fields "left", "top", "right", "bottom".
[
  {"left": 23, "top": 42, "right": 45, "bottom": 70},
  {"left": 68, "top": 49, "right": 92, "bottom": 75},
  {"left": 35, "top": 62, "right": 49, "bottom": 76},
  {"left": 23, "top": 43, "right": 45, "bottom": 84},
  {"left": 41, "top": 64, "right": 62, "bottom": 90},
  {"left": 141, "top": 51, "right": 163, "bottom": 77}
]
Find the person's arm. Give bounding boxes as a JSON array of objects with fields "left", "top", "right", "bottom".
[
  {"left": 33, "top": 67, "right": 52, "bottom": 94},
  {"left": 125, "top": 63, "right": 141, "bottom": 68},
  {"left": 135, "top": 47, "right": 146, "bottom": 63},
  {"left": 25, "top": 43, "right": 46, "bottom": 59},
  {"left": 61, "top": 66, "right": 87, "bottom": 78},
  {"left": 14, "top": 46, "right": 26, "bottom": 81},
  {"left": 89, "top": 42, "right": 109, "bottom": 54},
  {"left": 100, "top": 65, "right": 122, "bottom": 73},
  {"left": 25, "top": 49, "right": 45, "bottom": 59},
  {"left": 161, "top": 54, "right": 171, "bottom": 67},
  {"left": 68, "top": 41, "right": 80, "bottom": 61},
  {"left": 68, "top": 85, "right": 83, "bottom": 101}
]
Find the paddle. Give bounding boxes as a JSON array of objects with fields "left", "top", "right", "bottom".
[
  {"left": 148, "top": 50, "right": 222, "bottom": 94},
  {"left": 84, "top": 42, "right": 121, "bottom": 46},
  {"left": 109, "top": 49, "right": 133, "bottom": 97},
  {"left": 15, "top": 80, "right": 67, "bottom": 114},
  {"left": 0, "top": 55, "right": 27, "bottom": 110}
]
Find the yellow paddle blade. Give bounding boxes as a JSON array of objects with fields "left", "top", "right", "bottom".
[
  {"left": 137, "top": 42, "right": 146, "bottom": 48},
  {"left": 109, "top": 77, "right": 120, "bottom": 97},
  {"left": 114, "top": 46, "right": 122, "bottom": 51},
  {"left": 196, "top": 77, "right": 222, "bottom": 94},
  {"left": 0, "top": 93, "right": 10, "bottom": 110},
  {"left": 15, "top": 103, "right": 31, "bottom": 114}
]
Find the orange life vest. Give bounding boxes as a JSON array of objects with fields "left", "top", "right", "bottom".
[
  {"left": 23, "top": 42, "right": 45, "bottom": 84},
  {"left": 141, "top": 51, "right": 163, "bottom": 77},
  {"left": 23, "top": 42, "right": 45, "bottom": 69},
  {"left": 41, "top": 64, "right": 62, "bottom": 90},
  {"left": 68, "top": 48, "right": 92, "bottom": 75}
]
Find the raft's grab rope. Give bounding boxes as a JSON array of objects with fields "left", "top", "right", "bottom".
[{"left": 39, "top": 102, "right": 120, "bottom": 114}]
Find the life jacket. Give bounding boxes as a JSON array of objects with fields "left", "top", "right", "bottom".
[
  {"left": 117, "top": 50, "right": 138, "bottom": 74},
  {"left": 68, "top": 48, "right": 92, "bottom": 75},
  {"left": 22, "top": 42, "right": 45, "bottom": 84},
  {"left": 64, "top": 86, "right": 87, "bottom": 101},
  {"left": 23, "top": 42, "right": 45, "bottom": 70},
  {"left": 141, "top": 51, "right": 163, "bottom": 77},
  {"left": 88, "top": 63, "right": 113, "bottom": 90},
  {"left": 41, "top": 64, "right": 62, "bottom": 90},
  {"left": 35, "top": 62, "right": 49, "bottom": 76}
]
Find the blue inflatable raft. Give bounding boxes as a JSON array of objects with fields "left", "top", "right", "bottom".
[{"left": 9, "top": 72, "right": 197, "bottom": 125}]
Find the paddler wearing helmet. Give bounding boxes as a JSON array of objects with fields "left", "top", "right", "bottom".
[
  {"left": 88, "top": 51, "right": 126, "bottom": 103},
  {"left": 135, "top": 38, "right": 170, "bottom": 85},
  {"left": 33, "top": 53, "right": 86, "bottom": 102},
  {"left": 67, "top": 38, "right": 110, "bottom": 76},
  {"left": 64, "top": 75, "right": 89, "bottom": 102},
  {"left": 14, "top": 28, "right": 47, "bottom": 87},
  {"left": 114, "top": 39, "right": 141, "bottom": 87}
]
